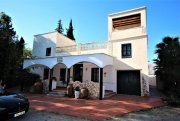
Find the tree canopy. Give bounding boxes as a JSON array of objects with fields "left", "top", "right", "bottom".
[
  {"left": 154, "top": 36, "right": 180, "bottom": 95},
  {"left": 0, "top": 12, "right": 26, "bottom": 83},
  {"left": 66, "top": 19, "right": 75, "bottom": 41},
  {"left": 23, "top": 48, "right": 32, "bottom": 58},
  {"left": 55, "top": 19, "right": 64, "bottom": 34}
]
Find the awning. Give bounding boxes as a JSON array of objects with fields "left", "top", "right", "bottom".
[
  {"left": 23, "top": 57, "right": 57, "bottom": 69},
  {"left": 62, "top": 53, "right": 113, "bottom": 68}
]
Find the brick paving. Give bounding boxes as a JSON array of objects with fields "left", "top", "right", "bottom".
[{"left": 27, "top": 94, "right": 166, "bottom": 120}]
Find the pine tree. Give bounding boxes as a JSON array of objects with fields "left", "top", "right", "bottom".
[
  {"left": 55, "top": 19, "right": 64, "bottom": 34},
  {"left": 18, "top": 37, "right": 25, "bottom": 56},
  {"left": 66, "top": 19, "right": 75, "bottom": 40},
  {"left": 0, "top": 12, "right": 16, "bottom": 80}
]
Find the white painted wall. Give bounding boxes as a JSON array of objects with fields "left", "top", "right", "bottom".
[
  {"left": 32, "top": 32, "right": 57, "bottom": 58},
  {"left": 112, "top": 36, "right": 148, "bottom": 75},
  {"left": 103, "top": 65, "right": 116, "bottom": 92},
  {"left": 32, "top": 31, "right": 75, "bottom": 58}
]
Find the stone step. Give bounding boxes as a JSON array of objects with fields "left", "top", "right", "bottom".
[
  {"left": 104, "top": 90, "right": 116, "bottom": 99},
  {"left": 47, "top": 89, "right": 66, "bottom": 97}
]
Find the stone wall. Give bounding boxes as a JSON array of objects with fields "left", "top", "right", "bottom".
[{"left": 69, "top": 81, "right": 99, "bottom": 99}]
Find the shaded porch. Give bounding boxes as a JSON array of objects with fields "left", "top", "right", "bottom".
[{"left": 23, "top": 53, "right": 114, "bottom": 100}]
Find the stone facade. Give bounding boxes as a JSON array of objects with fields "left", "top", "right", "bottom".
[{"left": 69, "top": 81, "right": 99, "bottom": 99}]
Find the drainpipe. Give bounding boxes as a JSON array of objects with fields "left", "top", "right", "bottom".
[{"left": 99, "top": 68, "right": 103, "bottom": 100}]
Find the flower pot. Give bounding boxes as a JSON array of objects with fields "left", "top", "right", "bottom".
[
  {"left": 51, "top": 80, "right": 57, "bottom": 90},
  {"left": 75, "top": 91, "right": 80, "bottom": 99}
]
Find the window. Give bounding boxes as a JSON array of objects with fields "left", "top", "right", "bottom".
[
  {"left": 122, "top": 44, "right": 132, "bottom": 58},
  {"left": 46, "top": 47, "right": 51, "bottom": 56},
  {"left": 91, "top": 68, "right": 99, "bottom": 82}
]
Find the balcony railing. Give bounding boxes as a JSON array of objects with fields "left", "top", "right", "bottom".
[
  {"left": 56, "top": 41, "right": 108, "bottom": 53},
  {"left": 56, "top": 45, "right": 77, "bottom": 53},
  {"left": 81, "top": 41, "right": 108, "bottom": 51}
]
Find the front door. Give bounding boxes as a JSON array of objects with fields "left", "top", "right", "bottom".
[
  {"left": 73, "top": 64, "right": 83, "bottom": 82},
  {"left": 60, "top": 68, "right": 66, "bottom": 85}
]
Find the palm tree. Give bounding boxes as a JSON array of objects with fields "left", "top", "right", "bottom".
[{"left": 154, "top": 36, "right": 180, "bottom": 94}]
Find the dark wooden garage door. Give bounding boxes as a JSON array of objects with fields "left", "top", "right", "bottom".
[{"left": 117, "top": 70, "right": 141, "bottom": 96}]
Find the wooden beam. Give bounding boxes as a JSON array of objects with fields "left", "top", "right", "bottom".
[
  {"left": 113, "top": 21, "right": 140, "bottom": 27},
  {"left": 112, "top": 14, "right": 140, "bottom": 21},
  {"left": 114, "top": 23, "right": 141, "bottom": 30},
  {"left": 113, "top": 17, "right": 140, "bottom": 24},
  {"left": 112, "top": 14, "right": 141, "bottom": 30},
  {"left": 113, "top": 19, "right": 140, "bottom": 25}
]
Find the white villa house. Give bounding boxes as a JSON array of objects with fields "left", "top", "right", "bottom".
[{"left": 23, "top": 7, "right": 150, "bottom": 99}]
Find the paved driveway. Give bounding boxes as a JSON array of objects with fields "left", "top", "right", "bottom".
[
  {"left": 27, "top": 94, "right": 165, "bottom": 120},
  {"left": 9, "top": 106, "right": 180, "bottom": 121}
]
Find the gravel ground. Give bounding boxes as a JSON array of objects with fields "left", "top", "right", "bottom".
[
  {"left": 106, "top": 106, "right": 180, "bottom": 121},
  {"left": 8, "top": 109, "right": 90, "bottom": 121},
  {"left": 9, "top": 106, "right": 180, "bottom": 121}
]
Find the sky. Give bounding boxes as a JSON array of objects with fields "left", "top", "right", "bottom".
[{"left": 0, "top": 0, "right": 180, "bottom": 63}]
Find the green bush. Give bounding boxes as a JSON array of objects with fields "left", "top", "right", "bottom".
[
  {"left": 18, "top": 72, "right": 40, "bottom": 92},
  {"left": 164, "top": 95, "right": 180, "bottom": 107},
  {"left": 74, "top": 86, "right": 80, "bottom": 91}
]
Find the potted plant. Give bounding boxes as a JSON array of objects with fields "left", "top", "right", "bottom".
[
  {"left": 51, "top": 77, "right": 57, "bottom": 90},
  {"left": 74, "top": 86, "right": 80, "bottom": 99}
]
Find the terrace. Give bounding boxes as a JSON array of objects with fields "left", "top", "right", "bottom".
[{"left": 55, "top": 41, "right": 110, "bottom": 56}]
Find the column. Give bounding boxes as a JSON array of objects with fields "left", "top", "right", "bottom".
[
  {"left": 99, "top": 68, "right": 103, "bottom": 100},
  {"left": 66, "top": 68, "right": 70, "bottom": 86},
  {"left": 49, "top": 68, "right": 53, "bottom": 91}
]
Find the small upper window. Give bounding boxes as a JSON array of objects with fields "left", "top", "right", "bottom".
[
  {"left": 46, "top": 47, "right": 51, "bottom": 56},
  {"left": 122, "top": 44, "right": 131, "bottom": 58}
]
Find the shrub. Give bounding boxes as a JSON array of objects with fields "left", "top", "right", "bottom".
[
  {"left": 165, "top": 96, "right": 180, "bottom": 107},
  {"left": 18, "top": 72, "right": 40, "bottom": 92}
]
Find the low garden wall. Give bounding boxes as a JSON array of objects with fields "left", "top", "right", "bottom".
[{"left": 69, "top": 80, "right": 99, "bottom": 99}]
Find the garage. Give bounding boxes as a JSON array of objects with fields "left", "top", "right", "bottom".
[{"left": 117, "top": 70, "right": 141, "bottom": 96}]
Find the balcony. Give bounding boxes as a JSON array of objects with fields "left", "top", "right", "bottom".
[{"left": 56, "top": 41, "right": 108, "bottom": 56}]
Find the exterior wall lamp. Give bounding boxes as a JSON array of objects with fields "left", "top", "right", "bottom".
[{"left": 104, "top": 72, "right": 106, "bottom": 77}]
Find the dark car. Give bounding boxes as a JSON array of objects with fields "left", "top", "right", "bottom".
[{"left": 0, "top": 90, "right": 29, "bottom": 120}]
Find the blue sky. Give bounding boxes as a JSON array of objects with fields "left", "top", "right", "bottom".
[{"left": 0, "top": 0, "right": 180, "bottom": 63}]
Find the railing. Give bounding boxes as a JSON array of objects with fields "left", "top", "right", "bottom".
[
  {"left": 56, "top": 45, "right": 77, "bottom": 53},
  {"left": 81, "top": 41, "right": 108, "bottom": 51},
  {"left": 56, "top": 41, "right": 108, "bottom": 53}
]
